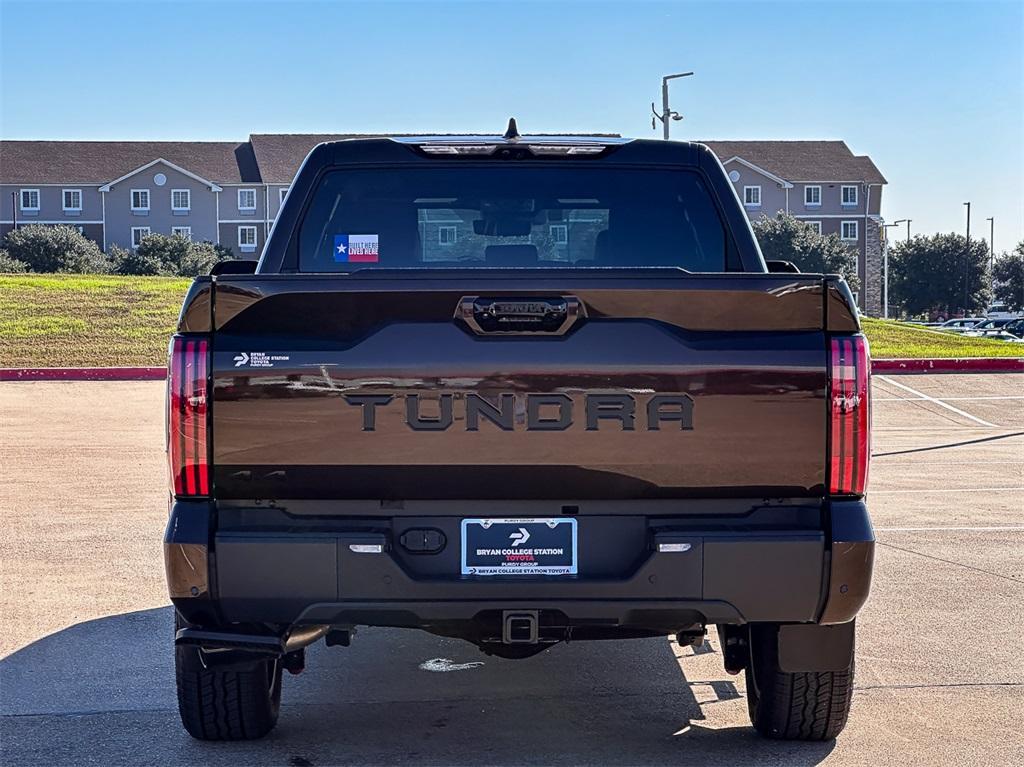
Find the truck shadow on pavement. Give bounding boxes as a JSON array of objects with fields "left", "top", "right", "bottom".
[{"left": 1, "top": 607, "right": 836, "bottom": 766}]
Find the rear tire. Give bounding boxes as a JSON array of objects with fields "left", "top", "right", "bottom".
[
  {"left": 174, "top": 616, "right": 282, "bottom": 740},
  {"left": 745, "top": 623, "right": 854, "bottom": 740}
]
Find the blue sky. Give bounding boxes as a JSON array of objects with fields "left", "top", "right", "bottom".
[{"left": 1, "top": 0, "right": 1021, "bottom": 248}]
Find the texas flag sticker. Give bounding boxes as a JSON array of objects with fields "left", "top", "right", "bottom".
[{"left": 334, "top": 234, "right": 379, "bottom": 263}]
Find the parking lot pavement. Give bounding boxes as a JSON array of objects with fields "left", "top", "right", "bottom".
[{"left": 1, "top": 375, "right": 1022, "bottom": 766}]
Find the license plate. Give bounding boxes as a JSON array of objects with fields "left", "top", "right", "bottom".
[{"left": 461, "top": 518, "right": 577, "bottom": 576}]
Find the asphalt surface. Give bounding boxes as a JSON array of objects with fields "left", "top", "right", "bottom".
[{"left": 1, "top": 374, "right": 1022, "bottom": 766}]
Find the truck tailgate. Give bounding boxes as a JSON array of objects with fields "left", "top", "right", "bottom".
[{"left": 208, "top": 273, "right": 830, "bottom": 500}]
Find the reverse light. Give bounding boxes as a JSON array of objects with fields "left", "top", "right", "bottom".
[
  {"left": 168, "top": 336, "right": 209, "bottom": 496},
  {"left": 829, "top": 335, "right": 870, "bottom": 496}
]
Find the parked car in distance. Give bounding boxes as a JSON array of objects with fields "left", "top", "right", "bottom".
[
  {"left": 937, "top": 317, "right": 985, "bottom": 332},
  {"left": 964, "top": 318, "right": 1015, "bottom": 336},
  {"left": 996, "top": 318, "right": 1024, "bottom": 339},
  {"left": 985, "top": 302, "right": 1023, "bottom": 320}
]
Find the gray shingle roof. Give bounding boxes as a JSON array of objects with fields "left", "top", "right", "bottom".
[
  {"left": 0, "top": 135, "right": 885, "bottom": 187},
  {"left": 249, "top": 134, "right": 370, "bottom": 184},
  {"left": 700, "top": 140, "right": 886, "bottom": 184},
  {"left": 0, "top": 141, "right": 260, "bottom": 184}
]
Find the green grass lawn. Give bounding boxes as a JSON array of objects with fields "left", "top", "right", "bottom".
[
  {"left": 0, "top": 274, "right": 190, "bottom": 367},
  {"left": 860, "top": 318, "right": 1022, "bottom": 359},
  {"left": 0, "top": 275, "right": 1020, "bottom": 367}
]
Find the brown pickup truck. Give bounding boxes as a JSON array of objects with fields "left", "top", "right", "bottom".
[{"left": 165, "top": 129, "right": 873, "bottom": 742}]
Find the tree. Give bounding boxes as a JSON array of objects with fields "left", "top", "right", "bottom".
[
  {"left": 751, "top": 213, "right": 859, "bottom": 288},
  {"left": 2, "top": 224, "right": 110, "bottom": 273},
  {"left": 111, "top": 233, "right": 235, "bottom": 277},
  {"left": 888, "top": 233, "right": 991, "bottom": 316},
  {"left": 992, "top": 241, "right": 1024, "bottom": 311}
]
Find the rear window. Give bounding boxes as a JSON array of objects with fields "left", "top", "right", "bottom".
[{"left": 297, "top": 166, "right": 735, "bottom": 272}]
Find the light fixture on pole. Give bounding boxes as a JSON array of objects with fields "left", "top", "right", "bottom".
[
  {"left": 892, "top": 218, "right": 911, "bottom": 243},
  {"left": 651, "top": 72, "right": 694, "bottom": 140}
]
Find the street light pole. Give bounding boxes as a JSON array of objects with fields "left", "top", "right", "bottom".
[
  {"left": 651, "top": 72, "right": 694, "bottom": 140},
  {"left": 882, "top": 223, "right": 902, "bottom": 319},
  {"left": 963, "top": 202, "right": 972, "bottom": 313},
  {"left": 986, "top": 216, "right": 995, "bottom": 269}
]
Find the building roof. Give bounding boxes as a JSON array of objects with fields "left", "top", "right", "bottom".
[
  {"left": 0, "top": 135, "right": 885, "bottom": 188},
  {"left": 0, "top": 141, "right": 260, "bottom": 184},
  {"left": 700, "top": 140, "right": 887, "bottom": 184},
  {"left": 249, "top": 134, "right": 369, "bottom": 184}
]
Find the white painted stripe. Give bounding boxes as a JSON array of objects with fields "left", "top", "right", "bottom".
[
  {"left": 875, "top": 396, "right": 1024, "bottom": 402},
  {"left": 871, "top": 487, "right": 1024, "bottom": 494},
  {"left": 876, "top": 526, "right": 1024, "bottom": 531},
  {"left": 875, "top": 375, "right": 999, "bottom": 427}
]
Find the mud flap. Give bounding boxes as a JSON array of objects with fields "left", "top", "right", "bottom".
[{"left": 777, "top": 620, "right": 855, "bottom": 672}]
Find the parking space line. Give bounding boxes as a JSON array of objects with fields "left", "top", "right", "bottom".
[
  {"left": 871, "top": 487, "right": 1024, "bottom": 494},
  {"left": 874, "top": 375, "right": 999, "bottom": 428},
  {"left": 876, "top": 526, "right": 1024, "bottom": 532},
  {"left": 874, "top": 396, "right": 1024, "bottom": 402}
]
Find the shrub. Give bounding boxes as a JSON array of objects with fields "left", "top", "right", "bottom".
[
  {"left": 112, "top": 234, "right": 236, "bottom": 277},
  {"left": 108, "top": 244, "right": 164, "bottom": 276},
  {"left": 2, "top": 224, "right": 110, "bottom": 273},
  {"left": 0, "top": 249, "right": 29, "bottom": 273}
]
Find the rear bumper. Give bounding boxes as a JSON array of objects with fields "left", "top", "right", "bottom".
[{"left": 165, "top": 499, "right": 874, "bottom": 631}]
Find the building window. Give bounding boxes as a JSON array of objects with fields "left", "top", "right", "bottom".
[
  {"left": 805, "top": 221, "right": 822, "bottom": 235},
  {"left": 438, "top": 225, "right": 457, "bottom": 245},
  {"left": 131, "top": 226, "right": 151, "bottom": 248},
  {"left": 238, "top": 225, "right": 258, "bottom": 252},
  {"left": 841, "top": 221, "right": 859, "bottom": 241},
  {"left": 19, "top": 189, "right": 40, "bottom": 211},
  {"left": 841, "top": 185, "right": 858, "bottom": 206},
  {"left": 279, "top": 187, "right": 289, "bottom": 203},
  {"left": 171, "top": 226, "right": 192, "bottom": 239},
  {"left": 131, "top": 189, "right": 150, "bottom": 211},
  {"left": 743, "top": 186, "right": 761, "bottom": 206},
  {"left": 62, "top": 189, "right": 82, "bottom": 211},
  {"left": 550, "top": 224, "right": 568, "bottom": 244},
  {"left": 804, "top": 186, "right": 821, "bottom": 206},
  {"left": 171, "top": 189, "right": 191, "bottom": 212},
  {"left": 238, "top": 189, "right": 257, "bottom": 211}
]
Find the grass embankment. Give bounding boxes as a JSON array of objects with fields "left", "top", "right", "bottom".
[
  {"left": 860, "top": 318, "right": 1022, "bottom": 359},
  {"left": 0, "top": 274, "right": 190, "bottom": 367},
  {"left": 0, "top": 275, "right": 1020, "bottom": 367}
]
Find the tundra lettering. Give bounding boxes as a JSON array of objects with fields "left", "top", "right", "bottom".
[{"left": 341, "top": 392, "right": 694, "bottom": 432}]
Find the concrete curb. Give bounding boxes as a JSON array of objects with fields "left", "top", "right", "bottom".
[
  {"left": 872, "top": 358, "right": 1024, "bottom": 373},
  {"left": 3, "top": 357, "right": 1022, "bottom": 381}
]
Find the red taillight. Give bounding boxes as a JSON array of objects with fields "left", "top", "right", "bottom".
[
  {"left": 829, "top": 334, "right": 870, "bottom": 496},
  {"left": 168, "top": 336, "right": 209, "bottom": 496}
]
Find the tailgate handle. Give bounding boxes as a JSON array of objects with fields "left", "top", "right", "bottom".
[{"left": 456, "top": 296, "right": 585, "bottom": 336}]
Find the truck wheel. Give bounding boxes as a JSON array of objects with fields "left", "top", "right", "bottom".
[
  {"left": 174, "top": 619, "right": 282, "bottom": 740},
  {"left": 745, "top": 624, "right": 854, "bottom": 740}
]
